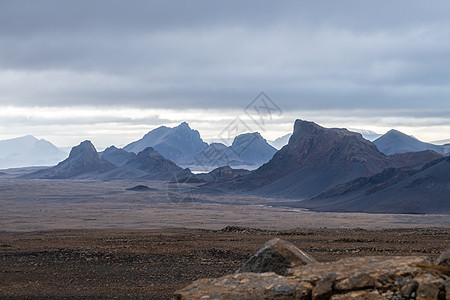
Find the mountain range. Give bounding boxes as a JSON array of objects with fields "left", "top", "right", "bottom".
[
  {"left": 9, "top": 119, "right": 450, "bottom": 214},
  {"left": 211, "top": 120, "right": 444, "bottom": 200},
  {"left": 24, "top": 140, "right": 192, "bottom": 181},
  {"left": 0, "top": 135, "right": 68, "bottom": 169},
  {"left": 123, "top": 123, "right": 276, "bottom": 170}
]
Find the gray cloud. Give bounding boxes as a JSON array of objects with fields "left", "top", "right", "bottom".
[{"left": 1, "top": 0, "right": 450, "bottom": 145}]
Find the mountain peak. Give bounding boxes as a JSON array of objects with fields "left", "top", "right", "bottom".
[
  {"left": 68, "top": 140, "right": 97, "bottom": 159},
  {"left": 374, "top": 129, "right": 444, "bottom": 155},
  {"left": 232, "top": 132, "right": 264, "bottom": 146},
  {"left": 176, "top": 121, "right": 191, "bottom": 130},
  {"left": 123, "top": 122, "right": 207, "bottom": 163},
  {"left": 386, "top": 129, "right": 403, "bottom": 135},
  {"left": 293, "top": 119, "right": 324, "bottom": 135},
  {"left": 23, "top": 140, "right": 115, "bottom": 179}
]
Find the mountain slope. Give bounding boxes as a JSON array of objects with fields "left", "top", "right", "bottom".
[
  {"left": 299, "top": 156, "right": 450, "bottom": 214},
  {"left": 23, "top": 141, "right": 115, "bottom": 179},
  {"left": 222, "top": 120, "right": 442, "bottom": 199},
  {"left": 374, "top": 129, "right": 444, "bottom": 155},
  {"left": 123, "top": 122, "right": 208, "bottom": 163},
  {"left": 100, "top": 146, "right": 136, "bottom": 167},
  {"left": 99, "top": 147, "right": 191, "bottom": 180},
  {"left": 0, "top": 135, "right": 67, "bottom": 169},
  {"left": 228, "top": 133, "right": 277, "bottom": 166}
]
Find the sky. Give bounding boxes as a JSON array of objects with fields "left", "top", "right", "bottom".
[{"left": 1, "top": 0, "right": 450, "bottom": 149}]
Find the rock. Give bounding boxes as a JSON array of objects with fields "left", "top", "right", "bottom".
[
  {"left": 416, "top": 282, "right": 439, "bottom": 299},
  {"left": 398, "top": 277, "right": 419, "bottom": 298},
  {"left": 330, "top": 290, "right": 385, "bottom": 299},
  {"left": 237, "top": 238, "right": 316, "bottom": 275},
  {"left": 175, "top": 239, "right": 449, "bottom": 300},
  {"left": 173, "top": 272, "right": 312, "bottom": 300},
  {"left": 435, "top": 249, "right": 450, "bottom": 267},
  {"left": 313, "top": 273, "right": 335, "bottom": 300},
  {"left": 444, "top": 280, "right": 450, "bottom": 300},
  {"left": 334, "top": 272, "right": 375, "bottom": 291},
  {"left": 286, "top": 256, "right": 430, "bottom": 283}
]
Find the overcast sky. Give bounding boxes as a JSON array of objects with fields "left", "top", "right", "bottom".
[{"left": 1, "top": 0, "right": 450, "bottom": 148}]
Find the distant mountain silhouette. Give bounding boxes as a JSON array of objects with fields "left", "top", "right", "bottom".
[
  {"left": 23, "top": 141, "right": 115, "bottom": 179},
  {"left": 299, "top": 155, "right": 450, "bottom": 214},
  {"left": 189, "top": 133, "right": 276, "bottom": 171},
  {"left": 222, "top": 120, "right": 443, "bottom": 199},
  {"left": 100, "top": 146, "right": 136, "bottom": 167},
  {"left": 229, "top": 133, "right": 277, "bottom": 165},
  {"left": 348, "top": 129, "right": 382, "bottom": 141},
  {"left": 0, "top": 135, "right": 67, "bottom": 169},
  {"left": 269, "top": 134, "right": 292, "bottom": 149},
  {"left": 374, "top": 129, "right": 445, "bottom": 155},
  {"left": 123, "top": 122, "right": 208, "bottom": 164},
  {"left": 98, "top": 147, "right": 191, "bottom": 180}
]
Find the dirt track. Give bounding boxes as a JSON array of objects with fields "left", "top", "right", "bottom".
[{"left": 1, "top": 227, "right": 449, "bottom": 299}]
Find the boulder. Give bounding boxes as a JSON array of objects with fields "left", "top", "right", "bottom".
[
  {"left": 435, "top": 249, "right": 450, "bottom": 268},
  {"left": 175, "top": 240, "right": 450, "bottom": 300},
  {"left": 237, "top": 238, "right": 316, "bottom": 275},
  {"left": 174, "top": 272, "right": 312, "bottom": 300}
]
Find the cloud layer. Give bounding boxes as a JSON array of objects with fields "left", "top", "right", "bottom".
[{"left": 1, "top": 1, "right": 450, "bottom": 146}]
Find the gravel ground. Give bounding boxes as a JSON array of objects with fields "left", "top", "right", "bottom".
[{"left": 0, "top": 227, "right": 449, "bottom": 299}]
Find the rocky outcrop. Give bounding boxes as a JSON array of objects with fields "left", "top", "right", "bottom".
[
  {"left": 237, "top": 238, "right": 316, "bottom": 275},
  {"left": 174, "top": 272, "right": 312, "bottom": 300},
  {"left": 174, "top": 240, "right": 450, "bottom": 300}
]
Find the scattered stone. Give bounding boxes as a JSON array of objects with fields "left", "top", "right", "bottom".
[
  {"left": 237, "top": 238, "right": 316, "bottom": 275},
  {"left": 313, "top": 272, "right": 335, "bottom": 300},
  {"left": 174, "top": 272, "right": 312, "bottom": 300},
  {"left": 435, "top": 249, "right": 450, "bottom": 268}
]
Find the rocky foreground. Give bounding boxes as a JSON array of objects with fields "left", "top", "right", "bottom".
[
  {"left": 1, "top": 228, "right": 448, "bottom": 298},
  {"left": 175, "top": 239, "right": 450, "bottom": 299}
]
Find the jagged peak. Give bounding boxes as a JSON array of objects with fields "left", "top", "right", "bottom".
[
  {"left": 176, "top": 121, "right": 191, "bottom": 129},
  {"left": 293, "top": 119, "right": 325, "bottom": 135},
  {"left": 104, "top": 145, "right": 119, "bottom": 151},
  {"left": 68, "top": 140, "right": 98, "bottom": 158},
  {"left": 136, "top": 147, "right": 161, "bottom": 157}
]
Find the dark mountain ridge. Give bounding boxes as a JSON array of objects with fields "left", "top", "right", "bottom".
[
  {"left": 298, "top": 155, "right": 450, "bottom": 214},
  {"left": 23, "top": 141, "right": 115, "bottom": 179},
  {"left": 216, "top": 120, "right": 443, "bottom": 199}
]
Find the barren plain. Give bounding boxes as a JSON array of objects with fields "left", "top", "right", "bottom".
[{"left": 0, "top": 178, "right": 449, "bottom": 298}]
